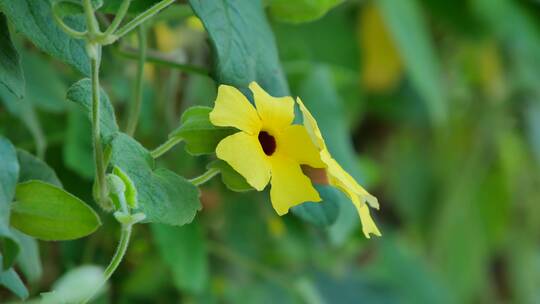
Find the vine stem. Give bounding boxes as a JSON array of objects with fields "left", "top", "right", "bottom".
[
  {"left": 102, "top": 0, "right": 132, "bottom": 38},
  {"left": 90, "top": 53, "right": 108, "bottom": 207},
  {"left": 83, "top": 0, "right": 100, "bottom": 36},
  {"left": 113, "top": 46, "right": 210, "bottom": 76},
  {"left": 51, "top": 3, "right": 87, "bottom": 39},
  {"left": 112, "top": 0, "right": 176, "bottom": 41},
  {"left": 150, "top": 137, "right": 183, "bottom": 158},
  {"left": 81, "top": 0, "right": 108, "bottom": 208},
  {"left": 190, "top": 168, "right": 220, "bottom": 186},
  {"left": 125, "top": 26, "right": 147, "bottom": 136},
  {"left": 81, "top": 224, "right": 133, "bottom": 304}
]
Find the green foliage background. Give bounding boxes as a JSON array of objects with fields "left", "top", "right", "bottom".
[{"left": 1, "top": 0, "right": 540, "bottom": 303}]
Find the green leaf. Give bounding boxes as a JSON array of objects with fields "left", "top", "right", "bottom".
[
  {"left": 17, "top": 149, "right": 62, "bottom": 187},
  {"left": 12, "top": 230, "right": 42, "bottom": 283},
  {"left": 63, "top": 108, "right": 94, "bottom": 179},
  {"left": 110, "top": 133, "right": 201, "bottom": 226},
  {"left": 152, "top": 221, "right": 208, "bottom": 293},
  {"left": 0, "top": 0, "right": 90, "bottom": 75},
  {"left": 0, "top": 50, "right": 67, "bottom": 114},
  {"left": 170, "top": 106, "right": 235, "bottom": 155},
  {"left": 207, "top": 159, "right": 252, "bottom": 192},
  {"left": 0, "top": 85, "right": 47, "bottom": 158},
  {"left": 0, "top": 14, "right": 25, "bottom": 99},
  {"left": 22, "top": 51, "right": 68, "bottom": 113},
  {"left": 40, "top": 265, "right": 106, "bottom": 304},
  {"left": 53, "top": 0, "right": 103, "bottom": 17},
  {"left": 189, "top": 0, "right": 289, "bottom": 96},
  {"left": 291, "top": 185, "right": 340, "bottom": 227},
  {"left": 66, "top": 78, "right": 120, "bottom": 141},
  {"left": 268, "top": 0, "right": 343, "bottom": 24},
  {"left": 0, "top": 137, "right": 19, "bottom": 207},
  {"left": 11, "top": 181, "right": 101, "bottom": 241},
  {"left": 0, "top": 262, "right": 28, "bottom": 300},
  {"left": 0, "top": 137, "right": 20, "bottom": 269},
  {"left": 377, "top": 0, "right": 447, "bottom": 124}
]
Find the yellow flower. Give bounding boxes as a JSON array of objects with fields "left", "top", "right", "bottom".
[
  {"left": 296, "top": 98, "right": 382, "bottom": 238},
  {"left": 209, "top": 82, "right": 325, "bottom": 215}
]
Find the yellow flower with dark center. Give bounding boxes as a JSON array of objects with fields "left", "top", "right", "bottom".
[
  {"left": 296, "top": 98, "right": 382, "bottom": 238},
  {"left": 209, "top": 82, "right": 325, "bottom": 215}
]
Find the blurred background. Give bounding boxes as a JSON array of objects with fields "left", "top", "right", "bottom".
[{"left": 2, "top": 0, "right": 540, "bottom": 303}]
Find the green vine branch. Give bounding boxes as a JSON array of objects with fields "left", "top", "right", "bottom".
[
  {"left": 190, "top": 167, "right": 220, "bottom": 186},
  {"left": 52, "top": 0, "right": 176, "bottom": 45},
  {"left": 90, "top": 52, "right": 109, "bottom": 208},
  {"left": 113, "top": 0, "right": 176, "bottom": 39},
  {"left": 113, "top": 46, "right": 210, "bottom": 76},
  {"left": 150, "top": 137, "right": 183, "bottom": 158}
]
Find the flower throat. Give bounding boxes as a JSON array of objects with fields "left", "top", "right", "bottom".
[{"left": 258, "top": 131, "right": 276, "bottom": 156}]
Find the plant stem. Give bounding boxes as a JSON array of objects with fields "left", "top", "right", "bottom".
[
  {"left": 102, "top": 0, "right": 132, "bottom": 38},
  {"left": 190, "top": 168, "right": 220, "bottom": 186},
  {"left": 125, "top": 26, "right": 147, "bottom": 136},
  {"left": 113, "top": 46, "right": 210, "bottom": 76},
  {"left": 113, "top": 0, "right": 175, "bottom": 40},
  {"left": 90, "top": 52, "right": 108, "bottom": 207},
  {"left": 83, "top": 0, "right": 100, "bottom": 36},
  {"left": 150, "top": 137, "right": 183, "bottom": 158},
  {"left": 104, "top": 225, "right": 132, "bottom": 280},
  {"left": 81, "top": 224, "right": 133, "bottom": 304},
  {"left": 52, "top": 4, "right": 87, "bottom": 39}
]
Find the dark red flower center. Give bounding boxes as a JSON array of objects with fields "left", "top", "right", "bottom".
[{"left": 258, "top": 131, "right": 276, "bottom": 156}]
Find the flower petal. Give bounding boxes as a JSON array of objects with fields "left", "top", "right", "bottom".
[
  {"left": 210, "top": 85, "right": 262, "bottom": 135},
  {"left": 326, "top": 155, "right": 379, "bottom": 209},
  {"left": 296, "top": 97, "right": 381, "bottom": 237},
  {"left": 296, "top": 97, "right": 326, "bottom": 149},
  {"left": 335, "top": 183, "right": 381, "bottom": 238},
  {"left": 250, "top": 82, "right": 294, "bottom": 134},
  {"left": 269, "top": 155, "right": 321, "bottom": 215},
  {"left": 277, "top": 125, "right": 325, "bottom": 168},
  {"left": 357, "top": 202, "right": 382, "bottom": 238},
  {"left": 216, "top": 132, "right": 271, "bottom": 190}
]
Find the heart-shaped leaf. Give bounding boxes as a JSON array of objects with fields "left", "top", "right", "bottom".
[
  {"left": 189, "top": 0, "right": 289, "bottom": 96},
  {"left": 0, "top": 0, "right": 90, "bottom": 75},
  {"left": 170, "top": 106, "right": 235, "bottom": 155},
  {"left": 110, "top": 133, "right": 201, "bottom": 226},
  {"left": 0, "top": 14, "right": 25, "bottom": 99},
  {"left": 66, "top": 78, "right": 120, "bottom": 142},
  {"left": 291, "top": 185, "right": 340, "bottom": 227}
]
